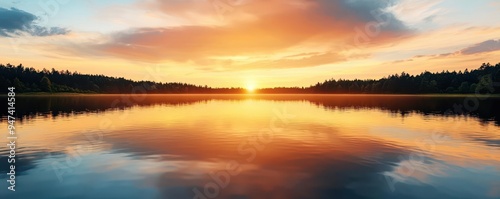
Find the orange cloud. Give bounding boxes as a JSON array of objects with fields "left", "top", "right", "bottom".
[
  {"left": 390, "top": 39, "right": 500, "bottom": 63},
  {"left": 64, "top": 0, "right": 412, "bottom": 71}
]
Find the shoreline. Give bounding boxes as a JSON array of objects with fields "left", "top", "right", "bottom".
[{"left": 4, "top": 93, "right": 500, "bottom": 97}]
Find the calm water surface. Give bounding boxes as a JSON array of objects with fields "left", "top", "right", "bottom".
[{"left": 0, "top": 95, "right": 499, "bottom": 199}]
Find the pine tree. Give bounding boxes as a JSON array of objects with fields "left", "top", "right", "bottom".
[{"left": 40, "top": 76, "right": 52, "bottom": 92}]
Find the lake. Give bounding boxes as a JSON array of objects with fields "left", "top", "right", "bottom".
[{"left": 1, "top": 94, "right": 499, "bottom": 199}]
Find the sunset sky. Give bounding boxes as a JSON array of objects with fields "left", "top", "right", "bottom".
[{"left": 1, "top": 0, "right": 500, "bottom": 88}]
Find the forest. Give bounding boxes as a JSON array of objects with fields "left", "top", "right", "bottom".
[
  {"left": 0, "top": 63, "right": 243, "bottom": 94},
  {"left": 309, "top": 62, "right": 500, "bottom": 94},
  {"left": 0, "top": 62, "right": 499, "bottom": 94}
]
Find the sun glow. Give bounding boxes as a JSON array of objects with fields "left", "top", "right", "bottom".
[
  {"left": 245, "top": 81, "right": 257, "bottom": 93},
  {"left": 246, "top": 85, "right": 256, "bottom": 93}
]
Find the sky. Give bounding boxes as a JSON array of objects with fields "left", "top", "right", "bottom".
[{"left": 1, "top": 0, "right": 500, "bottom": 88}]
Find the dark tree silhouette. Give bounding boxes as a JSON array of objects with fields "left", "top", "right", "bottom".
[
  {"left": 310, "top": 63, "right": 500, "bottom": 94},
  {"left": 0, "top": 62, "right": 499, "bottom": 94},
  {"left": 40, "top": 76, "right": 52, "bottom": 92}
]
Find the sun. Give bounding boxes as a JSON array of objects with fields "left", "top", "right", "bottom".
[
  {"left": 246, "top": 85, "right": 256, "bottom": 93},
  {"left": 245, "top": 81, "right": 257, "bottom": 93}
]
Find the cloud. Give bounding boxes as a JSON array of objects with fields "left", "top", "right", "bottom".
[
  {"left": 0, "top": 7, "right": 69, "bottom": 37},
  {"left": 60, "top": 0, "right": 413, "bottom": 70},
  {"left": 387, "top": 0, "right": 444, "bottom": 27},
  {"left": 390, "top": 39, "right": 500, "bottom": 64},
  {"left": 460, "top": 39, "right": 500, "bottom": 55},
  {"left": 211, "top": 52, "right": 353, "bottom": 71},
  {"left": 323, "top": 0, "right": 409, "bottom": 32}
]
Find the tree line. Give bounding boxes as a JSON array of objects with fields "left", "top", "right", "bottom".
[
  {"left": 0, "top": 62, "right": 499, "bottom": 94},
  {"left": 309, "top": 63, "right": 500, "bottom": 94},
  {"left": 0, "top": 63, "right": 244, "bottom": 94}
]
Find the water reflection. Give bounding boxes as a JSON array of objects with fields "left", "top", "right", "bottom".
[
  {"left": 0, "top": 95, "right": 498, "bottom": 199},
  {"left": 1, "top": 95, "right": 499, "bottom": 125}
]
